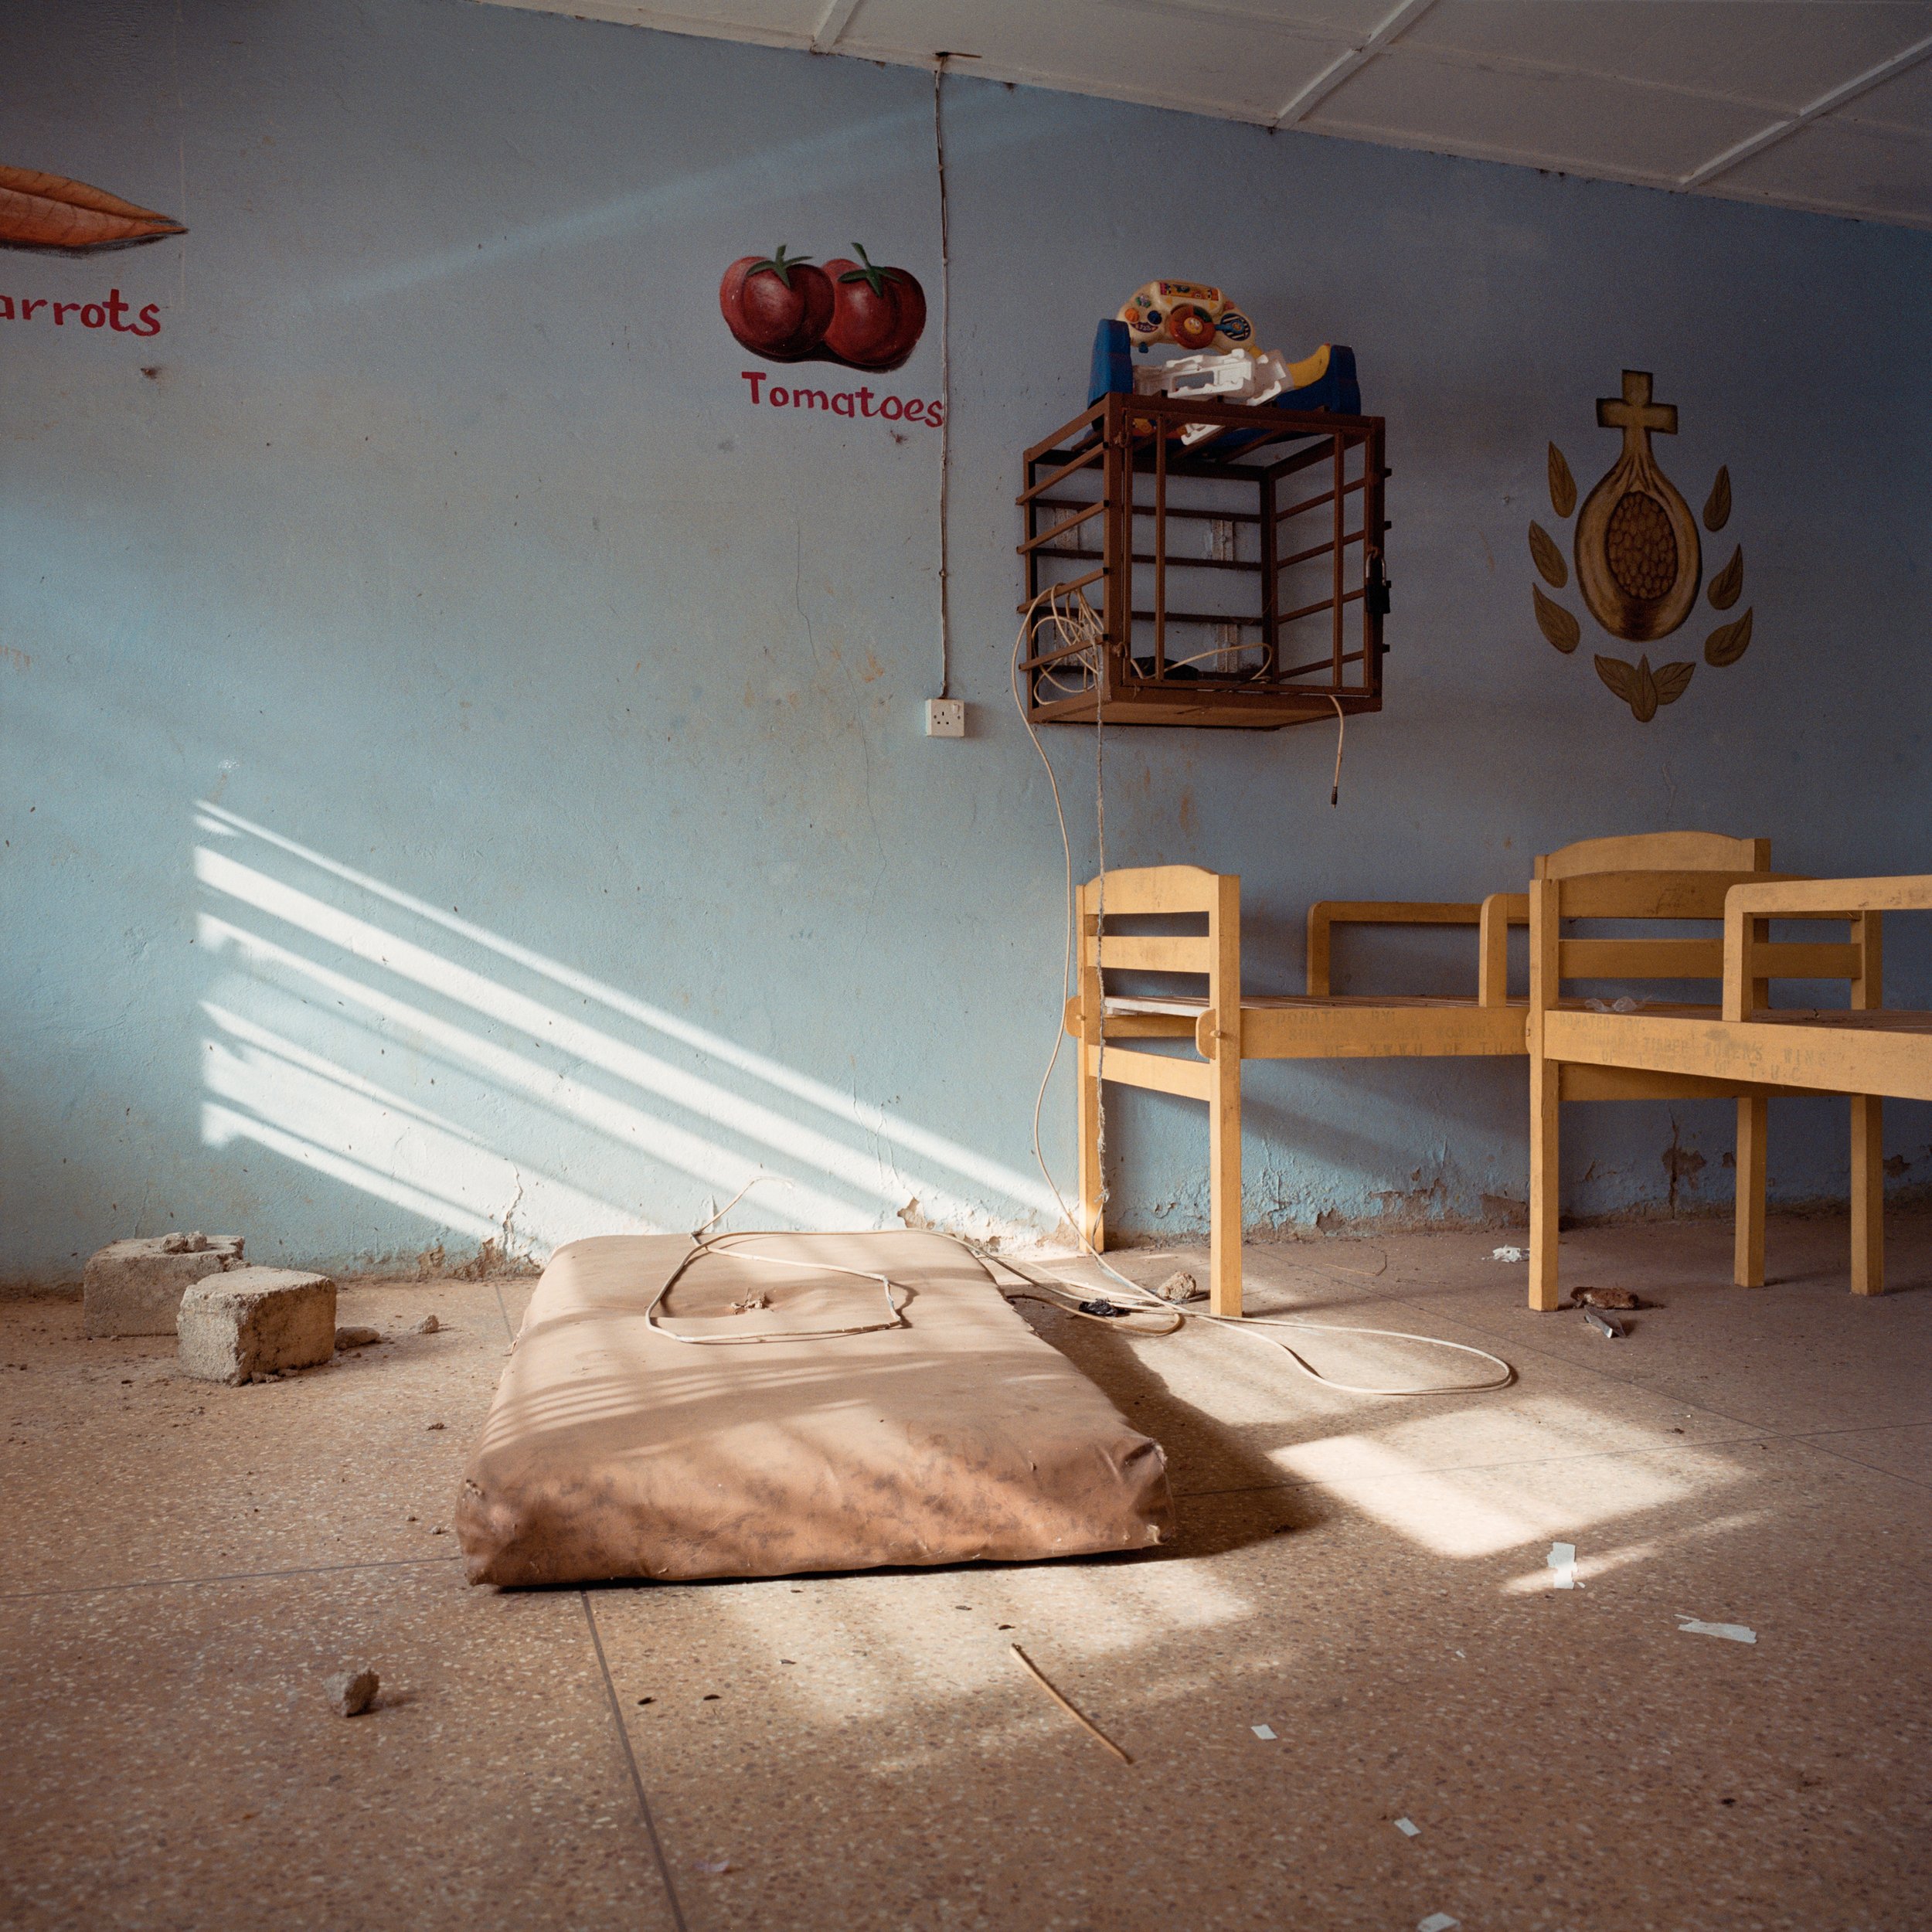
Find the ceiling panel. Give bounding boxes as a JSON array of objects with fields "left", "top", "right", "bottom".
[
  {"left": 842, "top": 0, "right": 1344, "bottom": 120},
  {"left": 1403, "top": 1, "right": 1932, "bottom": 112},
  {"left": 478, "top": 0, "right": 1932, "bottom": 228},
  {"left": 1837, "top": 55, "right": 1932, "bottom": 132},
  {"left": 1104, "top": 0, "right": 1391, "bottom": 32},
  {"left": 487, "top": 0, "right": 822, "bottom": 49},
  {"left": 1710, "top": 114, "right": 1932, "bottom": 224},
  {"left": 1307, "top": 44, "right": 1773, "bottom": 182}
]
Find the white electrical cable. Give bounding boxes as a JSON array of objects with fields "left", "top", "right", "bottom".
[
  {"left": 1009, "top": 596, "right": 1512, "bottom": 1396},
  {"left": 933, "top": 62, "right": 953, "bottom": 701}
]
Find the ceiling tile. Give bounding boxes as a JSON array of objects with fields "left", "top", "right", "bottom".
[
  {"left": 842, "top": 0, "right": 1345, "bottom": 118},
  {"left": 1107, "top": 0, "right": 1393, "bottom": 34},
  {"left": 1306, "top": 44, "right": 1775, "bottom": 180},
  {"left": 1835, "top": 53, "right": 1932, "bottom": 133},
  {"left": 488, "top": 0, "right": 823, "bottom": 47},
  {"left": 1710, "top": 115, "right": 1932, "bottom": 225},
  {"left": 1403, "top": 1, "right": 1932, "bottom": 111}
]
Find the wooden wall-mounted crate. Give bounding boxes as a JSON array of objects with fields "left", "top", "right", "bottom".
[{"left": 1018, "top": 390, "right": 1389, "bottom": 729}]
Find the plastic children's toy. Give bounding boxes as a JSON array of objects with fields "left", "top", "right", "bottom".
[
  {"left": 1088, "top": 316, "right": 1360, "bottom": 426},
  {"left": 1117, "top": 280, "right": 1255, "bottom": 355}
]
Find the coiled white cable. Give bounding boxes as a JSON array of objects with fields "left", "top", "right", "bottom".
[{"left": 1009, "top": 594, "right": 1513, "bottom": 1396}]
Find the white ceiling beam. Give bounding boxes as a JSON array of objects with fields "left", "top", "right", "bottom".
[
  {"left": 811, "top": 0, "right": 864, "bottom": 54},
  {"left": 1271, "top": 0, "right": 1440, "bottom": 129},
  {"left": 1680, "top": 30, "right": 1932, "bottom": 189}
]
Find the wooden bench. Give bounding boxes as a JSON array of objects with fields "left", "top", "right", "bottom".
[
  {"left": 1063, "top": 864, "right": 1528, "bottom": 1317},
  {"left": 1523, "top": 832, "right": 1920, "bottom": 1309},
  {"left": 1532, "top": 866, "right": 1932, "bottom": 1305}
]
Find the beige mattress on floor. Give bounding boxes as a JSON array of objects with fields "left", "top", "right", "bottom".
[{"left": 456, "top": 1230, "right": 1172, "bottom": 1586}]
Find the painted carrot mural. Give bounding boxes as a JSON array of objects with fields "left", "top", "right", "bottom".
[{"left": 0, "top": 168, "right": 185, "bottom": 250}]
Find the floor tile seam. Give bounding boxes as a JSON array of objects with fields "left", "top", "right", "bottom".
[
  {"left": 1776, "top": 1430, "right": 1932, "bottom": 1492},
  {"left": 0, "top": 1552, "right": 464, "bottom": 1603},
  {"left": 580, "top": 1591, "right": 690, "bottom": 1932},
  {"left": 1170, "top": 1423, "right": 1786, "bottom": 1502}
]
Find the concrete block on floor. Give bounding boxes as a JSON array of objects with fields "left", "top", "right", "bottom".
[
  {"left": 83, "top": 1234, "right": 246, "bottom": 1338},
  {"left": 177, "top": 1267, "right": 336, "bottom": 1384}
]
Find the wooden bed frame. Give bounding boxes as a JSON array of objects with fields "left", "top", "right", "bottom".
[
  {"left": 1531, "top": 857, "right": 1932, "bottom": 1308},
  {"left": 1063, "top": 864, "right": 1528, "bottom": 1317}
]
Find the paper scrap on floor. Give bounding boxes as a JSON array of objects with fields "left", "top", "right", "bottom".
[
  {"left": 1677, "top": 1614, "right": 1757, "bottom": 1644},
  {"left": 1547, "top": 1540, "right": 1578, "bottom": 1588}
]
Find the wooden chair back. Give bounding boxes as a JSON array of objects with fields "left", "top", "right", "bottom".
[
  {"left": 1532, "top": 834, "right": 1777, "bottom": 1006},
  {"left": 1077, "top": 866, "right": 1240, "bottom": 1034},
  {"left": 1531, "top": 832, "right": 1876, "bottom": 1013}
]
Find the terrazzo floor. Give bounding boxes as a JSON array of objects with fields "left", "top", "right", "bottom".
[{"left": 3, "top": 1214, "right": 1929, "bottom": 1931}]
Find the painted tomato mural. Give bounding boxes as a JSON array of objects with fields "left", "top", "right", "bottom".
[{"left": 719, "top": 242, "right": 925, "bottom": 372}]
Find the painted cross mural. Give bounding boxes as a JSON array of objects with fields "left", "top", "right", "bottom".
[{"left": 1530, "top": 370, "right": 1752, "bottom": 722}]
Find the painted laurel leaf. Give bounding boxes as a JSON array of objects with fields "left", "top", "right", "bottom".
[
  {"left": 1708, "top": 545, "right": 1743, "bottom": 610},
  {"left": 1653, "top": 660, "right": 1696, "bottom": 706},
  {"left": 1702, "top": 465, "right": 1731, "bottom": 532},
  {"left": 1547, "top": 443, "right": 1577, "bottom": 519},
  {"left": 1533, "top": 584, "right": 1580, "bottom": 653},
  {"left": 1528, "top": 522, "right": 1568, "bottom": 588},
  {"left": 1595, "top": 653, "right": 1638, "bottom": 705},
  {"left": 1631, "top": 655, "right": 1659, "bottom": 723},
  {"left": 1705, "top": 607, "right": 1753, "bottom": 668}
]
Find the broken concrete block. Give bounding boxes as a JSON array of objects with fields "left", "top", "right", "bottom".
[
  {"left": 83, "top": 1233, "right": 245, "bottom": 1338},
  {"left": 325, "top": 1668, "right": 379, "bottom": 1716},
  {"left": 177, "top": 1268, "right": 336, "bottom": 1384},
  {"left": 335, "top": 1325, "right": 381, "bottom": 1349},
  {"left": 417, "top": 1313, "right": 440, "bottom": 1335}
]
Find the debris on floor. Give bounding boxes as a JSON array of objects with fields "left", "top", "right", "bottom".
[
  {"left": 83, "top": 1233, "right": 247, "bottom": 1338},
  {"left": 693, "top": 1858, "right": 733, "bottom": 1875},
  {"left": 1251, "top": 1723, "right": 1277, "bottom": 1740},
  {"left": 426, "top": 1420, "right": 446, "bottom": 1431},
  {"left": 1547, "top": 1542, "right": 1578, "bottom": 1589},
  {"left": 325, "top": 1668, "right": 379, "bottom": 1716},
  {"left": 1571, "top": 1285, "right": 1648, "bottom": 1310},
  {"left": 418, "top": 1313, "right": 440, "bottom": 1334},
  {"left": 1417, "top": 1915, "right": 1460, "bottom": 1932},
  {"left": 1582, "top": 1306, "right": 1626, "bottom": 1339},
  {"left": 1676, "top": 1615, "right": 1757, "bottom": 1645},
  {"left": 178, "top": 1268, "right": 336, "bottom": 1384},
  {"left": 1155, "top": 1270, "right": 1203, "bottom": 1304},
  {"left": 1394, "top": 1816, "right": 1420, "bottom": 1837},
  {"left": 335, "top": 1325, "right": 381, "bottom": 1349},
  {"left": 1010, "top": 1643, "right": 1133, "bottom": 1764},
  {"left": 1491, "top": 1246, "right": 1526, "bottom": 1262}
]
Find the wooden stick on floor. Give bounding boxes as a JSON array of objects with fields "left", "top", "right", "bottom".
[{"left": 1009, "top": 1644, "right": 1134, "bottom": 1764}]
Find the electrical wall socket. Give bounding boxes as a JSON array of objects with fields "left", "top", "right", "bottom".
[{"left": 924, "top": 698, "right": 965, "bottom": 738}]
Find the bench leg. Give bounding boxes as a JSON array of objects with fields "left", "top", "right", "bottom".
[
  {"left": 1852, "top": 1094, "right": 1885, "bottom": 1296},
  {"left": 1209, "top": 1053, "right": 1243, "bottom": 1318},
  {"left": 1734, "top": 1096, "right": 1767, "bottom": 1287},
  {"left": 1529, "top": 1056, "right": 1561, "bottom": 1311},
  {"left": 1077, "top": 1034, "right": 1104, "bottom": 1256}
]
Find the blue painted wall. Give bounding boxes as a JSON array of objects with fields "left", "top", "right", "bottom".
[{"left": 4, "top": 0, "right": 1929, "bottom": 1277}]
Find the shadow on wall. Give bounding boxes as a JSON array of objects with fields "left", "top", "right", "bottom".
[{"left": 192, "top": 801, "right": 1060, "bottom": 1265}]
